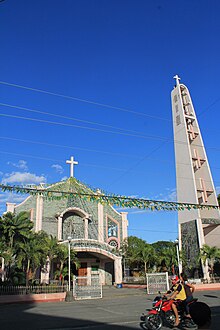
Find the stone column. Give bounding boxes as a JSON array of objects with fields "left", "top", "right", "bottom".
[
  {"left": 57, "top": 216, "right": 63, "bottom": 240},
  {"left": 114, "top": 256, "right": 122, "bottom": 284},
  {"left": 84, "top": 218, "right": 89, "bottom": 240},
  {"left": 98, "top": 203, "right": 104, "bottom": 242},
  {"left": 121, "top": 212, "right": 128, "bottom": 240},
  {"left": 35, "top": 194, "right": 43, "bottom": 232},
  {"left": 87, "top": 262, "right": 91, "bottom": 285},
  {"left": 6, "top": 203, "right": 16, "bottom": 213}
]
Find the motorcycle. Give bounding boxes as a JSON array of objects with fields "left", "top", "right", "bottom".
[{"left": 140, "top": 293, "right": 199, "bottom": 330}]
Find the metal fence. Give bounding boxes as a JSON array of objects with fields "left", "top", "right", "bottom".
[
  {"left": 0, "top": 285, "right": 67, "bottom": 295},
  {"left": 123, "top": 276, "right": 146, "bottom": 284},
  {"left": 73, "top": 275, "right": 102, "bottom": 300},
  {"left": 146, "top": 272, "right": 169, "bottom": 294}
]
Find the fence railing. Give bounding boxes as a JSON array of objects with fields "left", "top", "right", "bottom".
[
  {"left": 73, "top": 275, "right": 102, "bottom": 300},
  {"left": 123, "top": 276, "right": 146, "bottom": 284},
  {"left": 0, "top": 285, "right": 67, "bottom": 295}
]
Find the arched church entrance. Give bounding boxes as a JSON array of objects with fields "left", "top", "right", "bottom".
[
  {"left": 62, "top": 212, "right": 85, "bottom": 240},
  {"left": 76, "top": 251, "right": 115, "bottom": 285},
  {"left": 57, "top": 208, "right": 122, "bottom": 285},
  {"left": 59, "top": 207, "right": 90, "bottom": 241}
]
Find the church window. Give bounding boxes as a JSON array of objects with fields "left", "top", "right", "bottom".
[
  {"left": 108, "top": 239, "right": 119, "bottom": 249},
  {"left": 62, "top": 213, "right": 84, "bottom": 240},
  {"left": 176, "top": 115, "right": 181, "bottom": 126},
  {"left": 174, "top": 95, "right": 178, "bottom": 103},
  {"left": 107, "top": 218, "right": 118, "bottom": 238}
]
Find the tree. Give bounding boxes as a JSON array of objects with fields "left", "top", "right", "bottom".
[
  {"left": 140, "top": 244, "right": 156, "bottom": 274},
  {"left": 122, "top": 236, "right": 147, "bottom": 270},
  {"left": 16, "top": 232, "right": 48, "bottom": 285},
  {"left": 0, "top": 211, "right": 33, "bottom": 250},
  {"left": 152, "top": 241, "right": 178, "bottom": 274},
  {"left": 199, "top": 244, "right": 220, "bottom": 279},
  {"left": 0, "top": 211, "right": 33, "bottom": 281}
]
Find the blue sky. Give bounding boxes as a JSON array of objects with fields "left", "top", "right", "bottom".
[{"left": 1, "top": 0, "right": 220, "bottom": 243}]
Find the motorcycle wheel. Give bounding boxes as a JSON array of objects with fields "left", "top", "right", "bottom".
[
  {"left": 164, "top": 310, "right": 175, "bottom": 327},
  {"left": 145, "top": 314, "right": 163, "bottom": 330}
]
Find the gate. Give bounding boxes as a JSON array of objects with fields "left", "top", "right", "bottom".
[
  {"left": 73, "top": 275, "right": 102, "bottom": 300},
  {"left": 146, "top": 272, "right": 169, "bottom": 294}
]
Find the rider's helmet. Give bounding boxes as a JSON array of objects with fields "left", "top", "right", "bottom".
[{"left": 171, "top": 275, "right": 179, "bottom": 285}]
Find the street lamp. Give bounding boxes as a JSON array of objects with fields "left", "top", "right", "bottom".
[
  {"left": 174, "top": 239, "right": 180, "bottom": 275},
  {"left": 67, "top": 236, "right": 72, "bottom": 291}
]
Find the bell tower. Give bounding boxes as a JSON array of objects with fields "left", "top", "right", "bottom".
[{"left": 171, "top": 75, "right": 220, "bottom": 279}]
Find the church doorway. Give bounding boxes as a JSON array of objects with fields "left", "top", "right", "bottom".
[
  {"left": 78, "top": 262, "right": 87, "bottom": 277},
  {"left": 77, "top": 262, "right": 87, "bottom": 285}
]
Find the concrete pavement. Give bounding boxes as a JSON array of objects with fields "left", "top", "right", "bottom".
[{"left": 0, "top": 287, "right": 219, "bottom": 329}]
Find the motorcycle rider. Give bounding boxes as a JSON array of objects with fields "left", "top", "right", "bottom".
[
  {"left": 165, "top": 275, "right": 186, "bottom": 327},
  {"left": 180, "top": 272, "right": 195, "bottom": 318}
]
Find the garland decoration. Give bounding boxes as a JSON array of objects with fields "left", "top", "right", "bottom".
[{"left": 0, "top": 181, "right": 219, "bottom": 211}]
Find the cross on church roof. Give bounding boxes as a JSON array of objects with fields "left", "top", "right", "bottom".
[
  {"left": 173, "top": 74, "right": 181, "bottom": 86},
  {"left": 66, "top": 156, "right": 78, "bottom": 178}
]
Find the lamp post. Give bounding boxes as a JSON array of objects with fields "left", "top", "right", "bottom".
[
  {"left": 175, "top": 239, "right": 180, "bottom": 275},
  {"left": 67, "top": 236, "right": 72, "bottom": 291}
]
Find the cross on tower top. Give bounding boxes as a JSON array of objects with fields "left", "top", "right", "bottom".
[
  {"left": 66, "top": 156, "right": 78, "bottom": 178},
  {"left": 173, "top": 74, "right": 181, "bottom": 86}
]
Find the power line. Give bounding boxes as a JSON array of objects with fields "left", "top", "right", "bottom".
[
  {"left": 1, "top": 105, "right": 218, "bottom": 150},
  {"left": 0, "top": 113, "right": 169, "bottom": 141},
  {"left": 1, "top": 138, "right": 220, "bottom": 186},
  {"left": 0, "top": 80, "right": 170, "bottom": 121},
  {"left": 1, "top": 135, "right": 220, "bottom": 168},
  {"left": 0, "top": 136, "right": 141, "bottom": 159},
  {"left": 0, "top": 101, "right": 161, "bottom": 136}
]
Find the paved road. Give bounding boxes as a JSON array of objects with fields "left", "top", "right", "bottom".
[{"left": 0, "top": 287, "right": 219, "bottom": 329}]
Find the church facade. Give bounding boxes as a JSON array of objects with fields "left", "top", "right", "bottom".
[{"left": 6, "top": 158, "right": 128, "bottom": 285}]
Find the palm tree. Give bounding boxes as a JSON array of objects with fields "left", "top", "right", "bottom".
[
  {"left": 0, "top": 211, "right": 33, "bottom": 281},
  {"left": 141, "top": 244, "right": 156, "bottom": 274},
  {"left": 122, "top": 236, "right": 147, "bottom": 270},
  {"left": 55, "top": 243, "right": 80, "bottom": 282},
  {"left": 0, "top": 211, "right": 33, "bottom": 249},
  {"left": 199, "top": 244, "right": 220, "bottom": 279},
  {"left": 158, "top": 245, "right": 178, "bottom": 274},
  {"left": 16, "top": 232, "right": 48, "bottom": 285}
]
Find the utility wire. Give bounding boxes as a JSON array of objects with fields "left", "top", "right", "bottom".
[
  {"left": 0, "top": 103, "right": 216, "bottom": 149},
  {"left": 0, "top": 102, "right": 159, "bottom": 136},
  {"left": 0, "top": 80, "right": 170, "bottom": 121},
  {"left": 0, "top": 113, "right": 169, "bottom": 141},
  {"left": 0, "top": 136, "right": 141, "bottom": 159}
]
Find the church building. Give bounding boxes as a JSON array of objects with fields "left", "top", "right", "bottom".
[
  {"left": 6, "top": 156, "right": 128, "bottom": 285},
  {"left": 171, "top": 76, "right": 220, "bottom": 279}
]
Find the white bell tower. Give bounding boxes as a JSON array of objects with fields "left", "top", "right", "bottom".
[{"left": 171, "top": 76, "right": 220, "bottom": 278}]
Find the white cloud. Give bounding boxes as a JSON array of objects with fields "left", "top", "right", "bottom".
[
  {"left": 167, "top": 189, "right": 177, "bottom": 202},
  {"left": 1, "top": 172, "right": 46, "bottom": 185},
  {"left": 7, "top": 160, "right": 28, "bottom": 171},
  {"left": 52, "top": 164, "right": 64, "bottom": 174},
  {"left": 0, "top": 191, "right": 28, "bottom": 215},
  {"left": 61, "top": 176, "right": 68, "bottom": 181}
]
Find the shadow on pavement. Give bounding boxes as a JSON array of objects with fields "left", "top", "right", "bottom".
[{"left": 0, "top": 301, "right": 138, "bottom": 330}]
